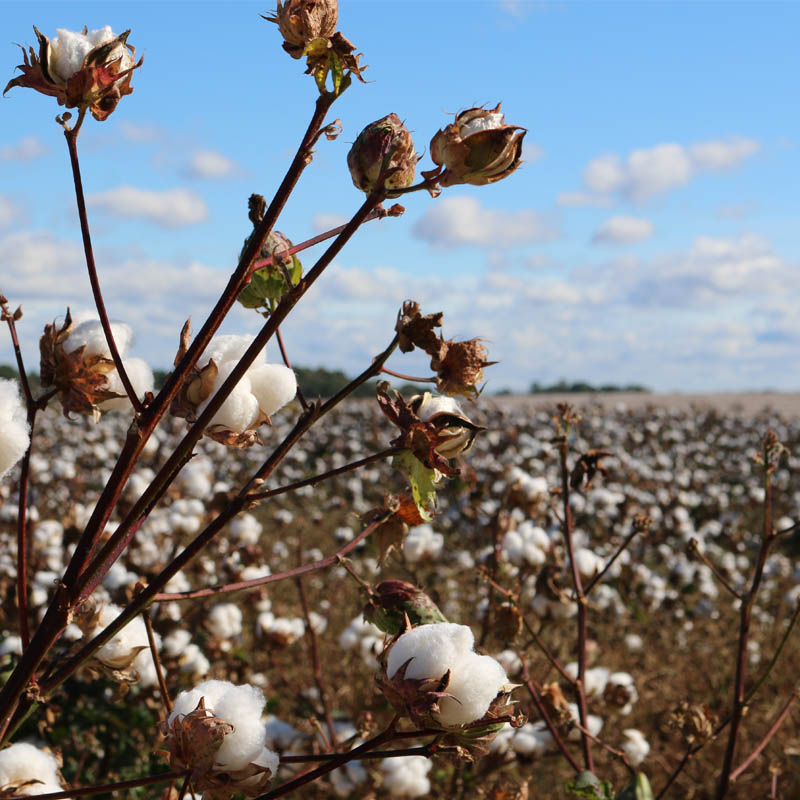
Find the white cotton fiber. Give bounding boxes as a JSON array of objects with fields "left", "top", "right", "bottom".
[
  {"left": 207, "top": 603, "right": 243, "bottom": 639},
  {"left": 387, "top": 623, "right": 508, "bottom": 728},
  {"left": 64, "top": 318, "right": 133, "bottom": 360},
  {"left": 621, "top": 728, "right": 650, "bottom": 766},
  {"left": 381, "top": 755, "right": 432, "bottom": 797},
  {"left": 170, "top": 680, "right": 273, "bottom": 773},
  {"left": 49, "top": 26, "right": 131, "bottom": 83},
  {"left": 90, "top": 603, "right": 150, "bottom": 670},
  {"left": 0, "top": 741, "right": 63, "bottom": 795},
  {"left": 199, "top": 335, "right": 266, "bottom": 369},
  {"left": 248, "top": 363, "right": 297, "bottom": 417},
  {"left": 101, "top": 358, "right": 154, "bottom": 410},
  {"left": 0, "top": 379, "right": 30, "bottom": 481},
  {"left": 198, "top": 362, "right": 260, "bottom": 433}
]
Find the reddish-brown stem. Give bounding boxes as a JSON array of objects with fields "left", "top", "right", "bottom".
[
  {"left": 142, "top": 608, "right": 171, "bottom": 715},
  {"left": 0, "top": 771, "right": 184, "bottom": 800},
  {"left": 521, "top": 659, "right": 581, "bottom": 774},
  {"left": 64, "top": 115, "right": 142, "bottom": 413},
  {"left": 729, "top": 692, "right": 798, "bottom": 782},
  {"left": 248, "top": 447, "right": 402, "bottom": 502},
  {"left": 276, "top": 327, "right": 309, "bottom": 410},
  {"left": 519, "top": 614, "right": 577, "bottom": 687},
  {"left": 281, "top": 744, "right": 436, "bottom": 763},
  {"left": 556, "top": 414, "right": 593, "bottom": 772},
  {"left": 153, "top": 511, "right": 391, "bottom": 602},
  {"left": 569, "top": 719, "right": 636, "bottom": 776},
  {"left": 295, "top": 571, "right": 338, "bottom": 749},
  {"left": 715, "top": 435, "right": 778, "bottom": 799},
  {"left": 381, "top": 367, "right": 437, "bottom": 383},
  {"left": 655, "top": 745, "right": 698, "bottom": 799}
]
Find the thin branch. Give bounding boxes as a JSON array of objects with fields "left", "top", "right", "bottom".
[
  {"left": 281, "top": 744, "right": 436, "bottom": 763},
  {"left": 655, "top": 745, "right": 698, "bottom": 800},
  {"left": 275, "top": 327, "right": 309, "bottom": 410},
  {"left": 686, "top": 538, "right": 742, "bottom": 601},
  {"left": 64, "top": 116, "right": 142, "bottom": 413},
  {"left": 745, "top": 600, "right": 800, "bottom": 706},
  {"left": 0, "top": 771, "right": 184, "bottom": 800},
  {"left": 583, "top": 525, "right": 644, "bottom": 596},
  {"left": 519, "top": 613, "right": 577, "bottom": 687},
  {"left": 142, "top": 608, "right": 171, "bottom": 715},
  {"left": 248, "top": 447, "right": 402, "bottom": 502},
  {"left": 729, "top": 692, "right": 798, "bottom": 783},
  {"left": 569, "top": 719, "right": 636, "bottom": 777},
  {"left": 381, "top": 367, "right": 437, "bottom": 384}
]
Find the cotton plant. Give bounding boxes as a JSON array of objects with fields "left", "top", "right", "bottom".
[
  {"left": 163, "top": 680, "right": 279, "bottom": 799},
  {"left": 0, "top": 379, "right": 30, "bottom": 481},
  {"left": 171, "top": 333, "right": 297, "bottom": 447},
  {"left": 0, "top": 742, "right": 65, "bottom": 796}
]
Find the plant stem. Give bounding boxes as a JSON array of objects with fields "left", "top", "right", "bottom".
[
  {"left": 64, "top": 111, "right": 142, "bottom": 413},
  {"left": 0, "top": 771, "right": 184, "bottom": 800},
  {"left": 381, "top": 367, "right": 437, "bottom": 383},
  {"left": 143, "top": 608, "right": 171, "bottom": 715},
  {"left": 275, "top": 327, "right": 309, "bottom": 410}
]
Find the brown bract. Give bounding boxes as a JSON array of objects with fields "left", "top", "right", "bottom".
[
  {"left": 159, "top": 699, "right": 275, "bottom": 800},
  {"left": 266, "top": 0, "right": 338, "bottom": 58},
  {"left": 39, "top": 310, "right": 122, "bottom": 421},
  {"left": 426, "top": 103, "right": 526, "bottom": 188},
  {"left": 395, "top": 301, "right": 494, "bottom": 397},
  {"left": 4, "top": 27, "right": 142, "bottom": 121}
]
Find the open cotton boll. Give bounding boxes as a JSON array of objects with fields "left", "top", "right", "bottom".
[
  {"left": 621, "top": 728, "right": 650, "bottom": 766},
  {"left": 198, "top": 362, "right": 260, "bottom": 433},
  {"left": 386, "top": 623, "right": 508, "bottom": 728},
  {"left": 0, "top": 379, "right": 30, "bottom": 481},
  {"left": 247, "top": 363, "right": 297, "bottom": 417},
  {"left": 170, "top": 680, "right": 272, "bottom": 772},
  {"left": 207, "top": 603, "right": 243, "bottom": 639},
  {"left": 64, "top": 317, "right": 133, "bottom": 359},
  {"left": 0, "top": 742, "right": 64, "bottom": 796},
  {"left": 89, "top": 603, "right": 149, "bottom": 670},
  {"left": 49, "top": 26, "right": 132, "bottom": 83}
]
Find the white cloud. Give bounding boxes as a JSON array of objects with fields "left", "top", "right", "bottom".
[
  {"left": 119, "top": 122, "right": 164, "bottom": 143},
  {"left": 592, "top": 216, "right": 654, "bottom": 245},
  {"left": 87, "top": 186, "right": 209, "bottom": 228},
  {"left": 312, "top": 213, "right": 349, "bottom": 233},
  {"left": 556, "top": 191, "right": 612, "bottom": 208},
  {"left": 689, "top": 137, "right": 760, "bottom": 171},
  {"left": 578, "top": 137, "right": 760, "bottom": 203},
  {"left": 0, "top": 196, "right": 25, "bottom": 228},
  {"left": 185, "top": 149, "right": 239, "bottom": 179},
  {"left": 413, "top": 195, "right": 557, "bottom": 249},
  {"left": 0, "top": 136, "right": 48, "bottom": 162}
]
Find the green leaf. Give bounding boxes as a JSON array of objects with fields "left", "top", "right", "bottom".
[
  {"left": 616, "top": 774, "right": 653, "bottom": 800},
  {"left": 393, "top": 450, "right": 437, "bottom": 521}
]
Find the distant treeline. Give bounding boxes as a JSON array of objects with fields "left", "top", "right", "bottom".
[{"left": 528, "top": 379, "right": 649, "bottom": 394}]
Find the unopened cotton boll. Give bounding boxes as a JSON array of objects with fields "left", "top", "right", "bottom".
[
  {"left": 169, "top": 680, "right": 279, "bottom": 774},
  {"left": 0, "top": 742, "right": 64, "bottom": 796},
  {"left": 0, "top": 379, "right": 30, "bottom": 481},
  {"left": 386, "top": 622, "right": 508, "bottom": 728}
]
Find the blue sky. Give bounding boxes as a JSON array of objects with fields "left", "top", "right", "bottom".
[{"left": 1, "top": 1, "right": 799, "bottom": 393}]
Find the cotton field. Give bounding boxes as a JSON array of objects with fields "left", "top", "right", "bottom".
[{"left": 1, "top": 394, "right": 798, "bottom": 798}]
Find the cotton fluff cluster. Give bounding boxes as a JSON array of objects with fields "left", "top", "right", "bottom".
[
  {"left": 48, "top": 26, "right": 133, "bottom": 83},
  {"left": 0, "top": 742, "right": 64, "bottom": 796},
  {"left": 0, "top": 379, "right": 30, "bottom": 481},
  {"left": 380, "top": 755, "right": 432, "bottom": 797},
  {"left": 64, "top": 315, "right": 153, "bottom": 410},
  {"left": 403, "top": 524, "right": 444, "bottom": 564},
  {"left": 168, "top": 680, "right": 279, "bottom": 775},
  {"left": 386, "top": 622, "right": 508, "bottom": 728},
  {"left": 621, "top": 728, "right": 650, "bottom": 766},
  {"left": 194, "top": 335, "right": 296, "bottom": 434},
  {"left": 502, "top": 521, "right": 548, "bottom": 567},
  {"left": 339, "top": 615, "right": 385, "bottom": 668}
]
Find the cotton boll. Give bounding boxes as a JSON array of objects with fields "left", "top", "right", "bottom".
[
  {"left": 230, "top": 513, "right": 262, "bottom": 546},
  {"left": 207, "top": 603, "right": 243, "bottom": 639},
  {"left": 621, "top": 728, "right": 650, "bottom": 766},
  {"left": 88, "top": 603, "right": 150, "bottom": 671},
  {"left": 163, "top": 629, "right": 192, "bottom": 657},
  {"left": 330, "top": 761, "right": 367, "bottom": 797},
  {"left": 0, "top": 742, "right": 64, "bottom": 795},
  {"left": 511, "top": 722, "right": 554, "bottom": 756},
  {"left": 381, "top": 755, "right": 432, "bottom": 797},
  {"left": 387, "top": 622, "right": 474, "bottom": 682},
  {"left": 403, "top": 524, "right": 444, "bottom": 563},
  {"left": 248, "top": 363, "right": 297, "bottom": 416},
  {"left": 0, "top": 379, "right": 30, "bottom": 481},
  {"left": 198, "top": 362, "right": 260, "bottom": 433}
]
